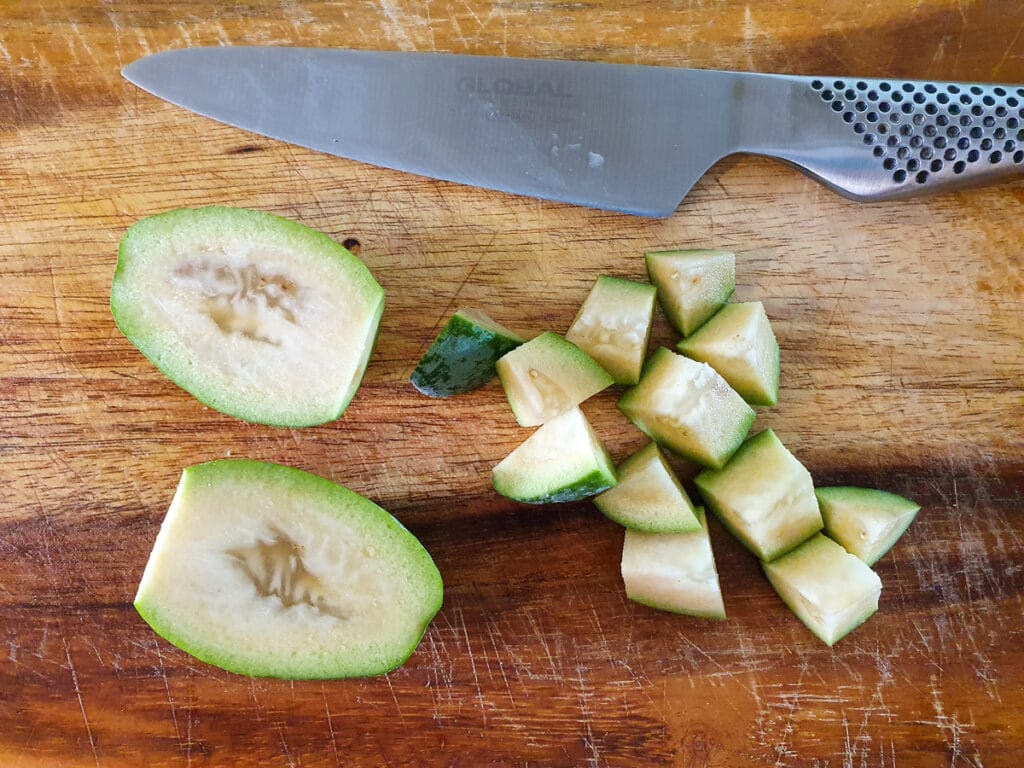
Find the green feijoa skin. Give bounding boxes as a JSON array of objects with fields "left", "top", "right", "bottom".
[
  {"left": 410, "top": 308, "right": 525, "bottom": 397},
  {"left": 491, "top": 406, "right": 617, "bottom": 504},
  {"left": 134, "top": 460, "right": 443, "bottom": 679},
  {"left": 111, "top": 206, "right": 384, "bottom": 427}
]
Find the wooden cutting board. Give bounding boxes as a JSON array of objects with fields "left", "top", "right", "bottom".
[{"left": 2, "top": 1, "right": 1022, "bottom": 765}]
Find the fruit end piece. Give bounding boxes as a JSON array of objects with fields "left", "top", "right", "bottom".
[{"left": 410, "top": 308, "right": 524, "bottom": 398}]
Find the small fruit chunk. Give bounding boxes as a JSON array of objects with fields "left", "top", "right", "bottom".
[
  {"left": 496, "top": 332, "right": 614, "bottom": 427},
  {"left": 815, "top": 487, "right": 920, "bottom": 565},
  {"left": 491, "top": 406, "right": 616, "bottom": 504},
  {"left": 593, "top": 442, "right": 702, "bottom": 533},
  {"left": 677, "top": 301, "right": 780, "bottom": 407},
  {"left": 762, "top": 533, "right": 882, "bottom": 646},
  {"left": 645, "top": 249, "right": 735, "bottom": 336},
  {"left": 410, "top": 308, "right": 525, "bottom": 397},
  {"left": 617, "top": 348, "right": 755, "bottom": 469},
  {"left": 621, "top": 508, "right": 726, "bottom": 619},
  {"left": 695, "top": 429, "right": 823, "bottom": 562},
  {"left": 565, "top": 275, "right": 656, "bottom": 385},
  {"left": 134, "top": 460, "right": 443, "bottom": 679},
  {"left": 111, "top": 206, "right": 385, "bottom": 427}
]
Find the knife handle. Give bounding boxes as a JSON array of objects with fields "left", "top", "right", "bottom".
[{"left": 736, "top": 74, "right": 1024, "bottom": 201}]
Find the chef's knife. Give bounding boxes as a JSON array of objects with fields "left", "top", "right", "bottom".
[{"left": 123, "top": 47, "right": 1024, "bottom": 217}]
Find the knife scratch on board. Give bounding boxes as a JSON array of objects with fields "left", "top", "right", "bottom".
[
  {"left": 454, "top": 604, "right": 489, "bottom": 726},
  {"left": 320, "top": 683, "right": 344, "bottom": 766},
  {"left": 484, "top": 617, "right": 519, "bottom": 712},
  {"left": 573, "top": 662, "right": 601, "bottom": 768},
  {"left": 153, "top": 637, "right": 185, "bottom": 751},
  {"left": 377, "top": 0, "right": 417, "bottom": 51},
  {"left": 926, "top": 674, "right": 982, "bottom": 767},
  {"left": 62, "top": 632, "right": 99, "bottom": 767}
]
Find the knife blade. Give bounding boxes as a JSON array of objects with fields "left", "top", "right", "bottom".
[{"left": 123, "top": 47, "right": 1024, "bottom": 217}]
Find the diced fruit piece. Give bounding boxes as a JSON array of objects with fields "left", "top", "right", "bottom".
[
  {"left": 762, "top": 533, "right": 882, "bottom": 646},
  {"left": 134, "top": 460, "right": 443, "bottom": 679},
  {"left": 816, "top": 487, "right": 920, "bottom": 565},
  {"left": 593, "top": 442, "right": 702, "bottom": 533},
  {"left": 695, "top": 429, "right": 823, "bottom": 562},
  {"left": 565, "top": 275, "right": 656, "bottom": 385},
  {"left": 491, "top": 407, "right": 616, "bottom": 504},
  {"left": 617, "top": 348, "right": 755, "bottom": 469},
  {"left": 645, "top": 249, "right": 735, "bottom": 336},
  {"left": 410, "top": 308, "right": 525, "bottom": 397},
  {"left": 621, "top": 508, "right": 726, "bottom": 619},
  {"left": 677, "top": 301, "right": 780, "bottom": 407},
  {"left": 496, "top": 332, "right": 614, "bottom": 427},
  {"left": 111, "top": 206, "right": 385, "bottom": 427}
]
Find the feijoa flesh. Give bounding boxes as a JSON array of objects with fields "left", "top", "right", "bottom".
[
  {"left": 111, "top": 206, "right": 385, "bottom": 427},
  {"left": 134, "top": 460, "right": 443, "bottom": 679}
]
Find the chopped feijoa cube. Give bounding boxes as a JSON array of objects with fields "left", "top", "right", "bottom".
[
  {"left": 111, "top": 206, "right": 385, "bottom": 427},
  {"left": 134, "top": 460, "right": 443, "bottom": 679},
  {"left": 565, "top": 275, "right": 656, "bottom": 385},
  {"left": 677, "top": 301, "right": 780, "bottom": 407},
  {"left": 496, "top": 332, "right": 614, "bottom": 427},
  {"left": 593, "top": 442, "right": 702, "bottom": 533},
  {"left": 491, "top": 406, "right": 617, "bottom": 504},
  {"left": 695, "top": 429, "right": 823, "bottom": 562},
  {"left": 410, "top": 308, "right": 525, "bottom": 397},
  {"left": 816, "top": 487, "right": 920, "bottom": 566},
  {"left": 645, "top": 249, "right": 735, "bottom": 336},
  {"left": 621, "top": 507, "right": 726, "bottom": 619},
  {"left": 762, "top": 533, "right": 882, "bottom": 646},
  {"left": 617, "top": 348, "right": 755, "bottom": 469}
]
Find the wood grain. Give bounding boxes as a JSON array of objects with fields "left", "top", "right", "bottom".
[{"left": 1, "top": 1, "right": 1022, "bottom": 765}]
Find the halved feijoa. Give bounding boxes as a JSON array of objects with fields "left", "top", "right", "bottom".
[
  {"left": 816, "top": 486, "right": 920, "bottom": 566},
  {"left": 410, "top": 308, "right": 525, "bottom": 397},
  {"left": 134, "top": 460, "right": 443, "bottom": 679},
  {"left": 617, "top": 348, "right": 755, "bottom": 469},
  {"left": 695, "top": 429, "right": 823, "bottom": 562},
  {"left": 677, "top": 301, "right": 780, "bottom": 407},
  {"left": 111, "top": 206, "right": 385, "bottom": 427},
  {"left": 491, "top": 407, "right": 617, "bottom": 504},
  {"left": 621, "top": 507, "right": 726, "bottom": 619},
  {"left": 645, "top": 249, "right": 735, "bottom": 336},
  {"left": 593, "top": 442, "right": 702, "bottom": 533},
  {"left": 496, "top": 332, "right": 614, "bottom": 427},
  {"left": 762, "top": 533, "right": 882, "bottom": 646},
  {"left": 565, "top": 275, "right": 656, "bottom": 385}
]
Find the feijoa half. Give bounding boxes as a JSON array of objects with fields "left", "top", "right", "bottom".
[
  {"left": 134, "top": 460, "right": 443, "bottom": 679},
  {"left": 111, "top": 206, "right": 385, "bottom": 427}
]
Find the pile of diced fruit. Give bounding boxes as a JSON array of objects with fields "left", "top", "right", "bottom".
[{"left": 411, "top": 249, "right": 919, "bottom": 646}]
